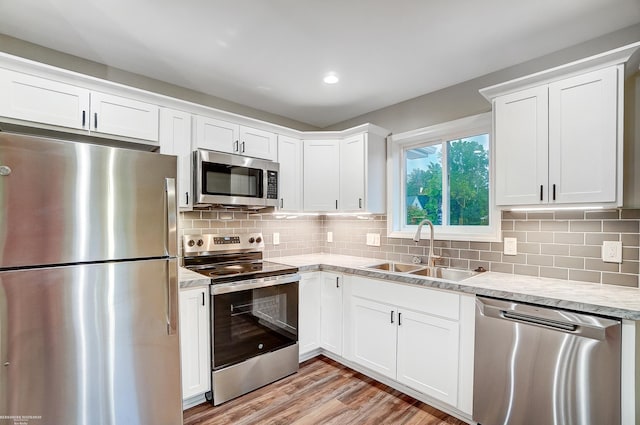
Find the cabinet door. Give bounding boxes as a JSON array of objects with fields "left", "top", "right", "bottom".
[
  {"left": 397, "top": 309, "right": 459, "bottom": 406},
  {"left": 179, "top": 287, "right": 211, "bottom": 400},
  {"left": 299, "top": 273, "right": 321, "bottom": 356},
  {"left": 278, "top": 135, "right": 303, "bottom": 211},
  {"left": 194, "top": 116, "right": 238, "bottom": 153},
  {"left": 494, "top": 86, "right": 549, "bottom": 205},
  {"left": 340, "top": 134, "right": 366, "bottom": 211},
  {"left": 320, "top": 272, "right": 343, "bottom": 355},
  {"left": 89, "top": 92, "right": 159, "bottom": 142},
  {"left": 240, "top": 126, "right": 277, "bottom": 161},
  {"left": 548, "top": 66, "right": 618, "bottom": 204},
  {"left": 159, "top": 108, "right": 193, "bottom": 209},
  {"left": 349, "top": 296, "right": 397, "bottom": 379},
  {"left": 303, "top": 140, "right": 340, "bottom": 211},
  {"left": 0, "top": 68, "right": 89, "bottom": 130}
]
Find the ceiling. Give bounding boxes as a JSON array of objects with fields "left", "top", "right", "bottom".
[{"left": 0, "top": 1, "right": 639, "bottom": 128}]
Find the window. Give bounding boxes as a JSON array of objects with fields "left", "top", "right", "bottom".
[{"left": 388, "top": 113, "right": 499, "bottom": 241}]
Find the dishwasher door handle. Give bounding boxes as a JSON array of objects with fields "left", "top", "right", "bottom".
[{"left": 501, "top": 310, "right": 577, "bottom": 332}]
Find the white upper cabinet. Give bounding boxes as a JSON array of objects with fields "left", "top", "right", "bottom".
[
  {"left": 303, "top": 130, "right": 386, "bottom": 213},
  {"left": 494, "top": 86, "right": 549, "bottom": 205},
  {"left": 481, "top": 43, "right": 636, "bottom": 208},
  {"left": 159, "top": 108, "right": 193, "bottom": 209},
  {"left": 548, "top": 67, "right": 618, "bottom": 204},
  {"left": 240, "top": 126, "right": 277, "bottom": 161},
  {"left": 194, "top": 116, "right": 277, "bottom": 161},
  {"left": 89, "top": 92, "right": 159, "bottom": 142},
  {"left": 304, "top": 139, "right": 340, "bottom": 211},
  {"left": 193, "top": 116, "right": 239, "bottom": 153},
  {"left": 0, "top": 69, "right": 90, "bottom": 131},
  {"left": 277, "top": 135, "right": 303, "bottom": 211}
]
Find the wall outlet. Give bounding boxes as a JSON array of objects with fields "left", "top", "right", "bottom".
[
  {"left": 366, "top": 233, "right": 381, "bottom": 247},
  {"left": 504, "top": 237, "right": 518, "bottom": 256},
  {"left": 602, "top": 241, "right": 622, "bottom": 263},
  {"left": 327, "top": 231, "right": 333, "bottom": 243},
  {"left": 273, "top": 232, "right": 280, "bottom": 246}
]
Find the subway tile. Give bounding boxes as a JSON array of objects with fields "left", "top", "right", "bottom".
[
  {"left": 527, "top": 212, "right": 554, "bottom": 220},
  {"left": 526, "top": 232, "right": 554, "bottom": 243},
  {"left": 515, "top": 221, "right": 540, "bottom": 231},
  {"left": 480, "top": 251, "right": 502, "bottom": 262},
  {"left": 541, "top": 243, "right": 570, "bottom": 256},
  {"left": 623, "top": 247, "right": 639, "bottom": 261},
  {"left": 621, "top": 261, "right": 639, "bottom": 275},
  {"left": 569, "top": 269, "right": 601, "bottom": 284},
  {"left": 514, "top": 264, "right": 539, "bottom": 277},
  {"left": 541, "top": 221, "right": 569, "bottom": 231},
  {"left": 585, "top": 233, "right": 619, "bottom": 245},
  {"left": 554, "top": 232, "right": 584, "bottom": 244},
  {"left": 602, "top": 273, "right": 639, "bottom": 288},
  {"left": 182, "top": 211, "right": 201, "bottom": 220},
  {"left": 569, "top": 245, "right": 601, "bottom": 258},
  {"left": 502, "top": 211, "right": 526, "bottom": 220},
  {"left": 460, "top": 250, "right": 480, "bottom": 260},
  {"left": 585, "top": 210, "right": 619, "bottom": 220},
  {"left": 501, "top": 254, "right": 527, "bottom": 264},
  {"left": 527, "top": 254, "right": 554, "bottom": 266},
  {"left": 622, "top": 234, "right": 640, "bottom": 247},
  {"left": 502, "top": 231, "right": 527, "bottom": 241},
  {"left": 451, "top": 241, "right": 470, "bottom": 249},
  {"left": 555, "top": 256, "right": 584, "bottom": 269},
  {"left": 490, "top": 262, "right": 514, "bottom": 273},
  {"left": 449, "top": 259, "right": 470, "bottom": 269},
  {"left": 501, "top": 221, "right": 514, "bottom": 231},
  {"left": 440, "top": 249, "right": 460, "bottom": 258},
  {"left": 469, "top": 261, "right": 490, "bottom": 271},
  {"left": 491, "top": 242, "right": 504, "bottom": 252},
  {"left": 554, "top": 211, "right": 585, "bottom": 220},
  {"left": 540, "top": 267, "right": 569, "bottom": 280},
  {"left": 470, "top": 242, "right": 491, "bottom": 251},
  {"left": 192, "top": 219, "right": 211, "bottom": 228},
  {"left": 518, "top": 242, "right": 540, "bottom": 254},
  {"left": 603, "top": 220, "right": 640, "bottom": 233},
  {"left": 621, "top": 209, "right": 640, "bottom": 219},
  {"left": 569, "top": 220, "right": 602, "bottom": 232},
  {"left": 585, "top": 258, "right": 619, "bottom": 272},
  {"left": 393, "top": 245, "right": 409, "bottom": 254}
]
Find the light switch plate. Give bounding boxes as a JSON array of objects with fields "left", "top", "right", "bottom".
[
  {"left": 504, "top": 237, "right": 517, "bottom": 256},
  {"left": 273, "top": 232, "right": 280, "bottom": 245},
  {"left": 366, "top": 233, "right": 381, "bottom": 247},
  {"left": 327, "top": 231, "right": 333, "bottom": 243},
  {"left": 602, "top": 241, "right": 622, "bottom": 263}
]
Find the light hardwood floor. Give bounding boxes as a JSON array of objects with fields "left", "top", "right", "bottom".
[{"left": 183, "top": 356, "right": 467, "bottom": 425}]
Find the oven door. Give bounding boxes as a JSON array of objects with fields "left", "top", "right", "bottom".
[{"left": 211, "top": 275, "right": 298, "bottom": 370}]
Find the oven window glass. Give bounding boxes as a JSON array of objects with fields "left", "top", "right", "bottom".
[
  {"left": 213, "top": 282, "right": 298, "bottom": 369},
  {"left": 203, "top": 163, "right": 263, "bottom": 198}
]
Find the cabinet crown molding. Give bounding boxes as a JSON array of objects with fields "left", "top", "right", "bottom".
[{"left": 480, "top": 41, "right": 640, "bottom": 101}]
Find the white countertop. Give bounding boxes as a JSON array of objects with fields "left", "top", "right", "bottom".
[{"left": 269, "top": 253, "right": 640, "bottom": 320}]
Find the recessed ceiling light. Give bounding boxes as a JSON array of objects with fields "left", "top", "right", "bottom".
[{"left": 323, "top": 73, "right": 339, "bottom": 84}]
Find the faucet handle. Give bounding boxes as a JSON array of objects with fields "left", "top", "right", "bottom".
[
  {"left": 430, "top": 255, "right": 443, "bottom": 267},
  {"left": 411, "top": 256, "right": 422, "bottom": 264}
]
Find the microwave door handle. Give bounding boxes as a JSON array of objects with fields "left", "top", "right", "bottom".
[{"left": 165, "top": 178, "right": 177, "bottom": 257}]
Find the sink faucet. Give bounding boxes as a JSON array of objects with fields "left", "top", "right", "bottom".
[{"left": 413, "top": 219, "right": 437, "bottom": 268}]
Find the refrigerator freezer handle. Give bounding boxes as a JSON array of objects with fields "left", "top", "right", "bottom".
[
  {"left": 165, "top": 178, "right": 177, "bottom": 257},
  {"left": 167, "top": 259, "right": 178, "bottom": 335}
]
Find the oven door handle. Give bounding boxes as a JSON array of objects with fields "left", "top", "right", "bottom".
[{"left": 210, "top": 273, "right": 300, "bottom": 295}]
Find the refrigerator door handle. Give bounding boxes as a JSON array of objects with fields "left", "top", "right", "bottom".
[
  {"left": 167, "top": 259, "right": 178, "bottom": 335},
  {"left": 165, "top": 178, "right": 177, "bottom": 257}
]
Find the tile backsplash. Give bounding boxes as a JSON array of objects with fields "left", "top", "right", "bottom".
[{"left": 179, "top": 209, "right": 640, "bottom": 288}]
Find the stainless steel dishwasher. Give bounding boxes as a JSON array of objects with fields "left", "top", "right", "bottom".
[{"left": 473, "top": 296, "right": 621, "bottom": 425}]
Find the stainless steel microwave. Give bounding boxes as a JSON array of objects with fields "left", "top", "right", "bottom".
[{"left": 194, "top": 149, "right": 279, "bottom": 208}]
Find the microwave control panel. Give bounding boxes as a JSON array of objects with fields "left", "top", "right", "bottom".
[{"left": 266, "top": 170, "right": 278, "bottom": 199}]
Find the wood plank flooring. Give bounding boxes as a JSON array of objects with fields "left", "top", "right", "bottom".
[{"left": 183, "top": 356, "right": 467, "bottom": 425}]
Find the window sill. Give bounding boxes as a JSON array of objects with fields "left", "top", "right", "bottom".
[{"left": 388, "top": 230, "right": 502, "bottom": 243}]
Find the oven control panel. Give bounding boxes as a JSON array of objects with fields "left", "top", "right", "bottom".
[{"left": 183, "top": 233, "right": 265, "bottom": 254}]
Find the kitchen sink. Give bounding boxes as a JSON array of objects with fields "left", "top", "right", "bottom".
[
  {"left": 409, "top": 267, "right": 477, "bottom": 281},
  {"left": 364, "top": 262, "right": 423, "bottom": 273}
]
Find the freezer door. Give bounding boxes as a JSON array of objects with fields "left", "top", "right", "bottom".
[
  {"left": 0, "top": 259, "right": 182, "bottom": 425},
  {"left": 0, "top": 132, "right": 177, "bottom": 268}
]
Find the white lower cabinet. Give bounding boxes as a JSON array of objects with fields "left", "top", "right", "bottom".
[
  {"left": 320, "top": 272, "right": 343, "bottom": 355},
  {"left": 299, "top": 272, "right": 321, "bottom": 356},
  {"left": 179, "top": 287, "right": 210, "bottom": 401},
  {"left": 344, "top": 275, "right": 473, "bottom": 414}
]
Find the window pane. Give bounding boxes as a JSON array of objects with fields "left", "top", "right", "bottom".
[
  {"left": 447, "top": 134, "right": 489, "bottom": 226},
  {"left": 405, "top": 144, "right": 442, "bottom": 225}
]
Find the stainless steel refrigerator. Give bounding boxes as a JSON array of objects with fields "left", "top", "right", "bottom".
[{"left": 0, "top": 132, "right": 182, "bottom": 425}]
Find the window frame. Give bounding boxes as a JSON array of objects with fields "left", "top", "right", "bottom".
[{"left": 387, "top": 112, "right": 500, "bottom": 242}]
